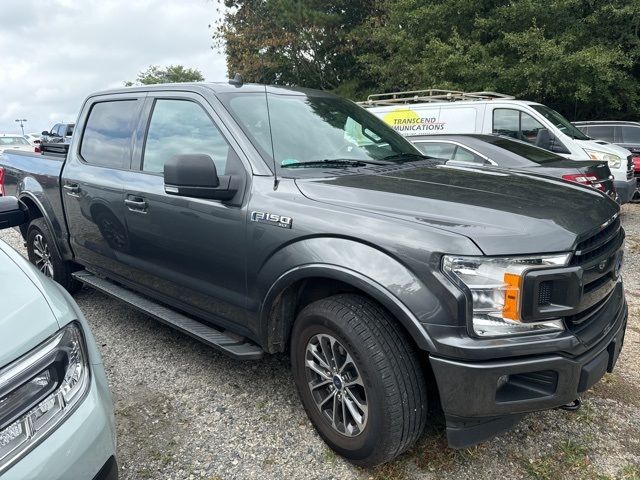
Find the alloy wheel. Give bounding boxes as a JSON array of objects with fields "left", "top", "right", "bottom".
[
  {"left": 32, "top": 233, "right": 54, "bottom": 278},
  {"left": 304, "top": 333, "right": 368, "bottom": 437}
]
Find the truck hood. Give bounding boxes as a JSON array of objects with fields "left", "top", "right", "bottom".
[
  {"left": 0, "top": 242, "right": 60, "bottom": 368},
  {"left": 295, "top": 164, "right": 619, "bottom": 255}
]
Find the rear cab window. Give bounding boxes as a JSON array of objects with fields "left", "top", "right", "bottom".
[{"left": 80, "top": 100, "right": 141, "bottom": 169}]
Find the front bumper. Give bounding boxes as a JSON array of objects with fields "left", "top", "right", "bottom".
[
  {"left": 614, "top": 177, "right": 637, "bottom": 204},
  {"left": 2, "top": 365, "right": 118, "bottom": 480},
  {"left": 430, "top": 298, "right": 627, "bottom": 448}
]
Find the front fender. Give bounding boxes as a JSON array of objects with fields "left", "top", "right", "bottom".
[{"left": 257, "top": 237, "right": 446, "bottom": 352}]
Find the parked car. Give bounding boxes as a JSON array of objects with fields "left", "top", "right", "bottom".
[
  {"left": 409, "top": 134, "right": 616, "bottom": 200},
  {"left": 0, "top": 82, "right": 628, "bottom": 466},
  {"left": 573, "top": 121, "right": 640, "bottom": 155},
  {"left": 24, "top": 133, "right": 42, "bottom": 145},
  {"left": 361, "top": 89, "right": 637, "bottom": 204},
  {"left": 0, "top": 134, "right": 37, "bottom": 155},
  {"left": 573, "top": 121, "right": 640, "bottom": 199},
  {"left": 41, "top": 123, "right": 74, "bottom": 144},
  {"left": 0, "top": 197, "right": 118, "bottom": 479}
]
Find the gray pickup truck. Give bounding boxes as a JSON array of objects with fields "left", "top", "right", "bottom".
[{"left": 0, "top": 82, "right": 628, "bottom": 466}]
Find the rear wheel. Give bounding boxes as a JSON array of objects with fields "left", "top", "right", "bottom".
[
  {"left": 291, "top": 294, "right": 428, "bottom": 467},
  {"left": 27, "top": 218, "right": 82, "bottom": 293}
]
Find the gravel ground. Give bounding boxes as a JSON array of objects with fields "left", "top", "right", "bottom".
[{"left": 2, "top": 206, "right": 639, "bottom": 480}]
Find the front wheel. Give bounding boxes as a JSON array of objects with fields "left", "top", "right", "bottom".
[{"left": 291, "top": 294, "right": 428, "bottom": 467}]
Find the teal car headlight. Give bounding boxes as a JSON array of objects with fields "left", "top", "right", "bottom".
[{"left": 0, "top": 323, "right": 90, "bottom": 473}]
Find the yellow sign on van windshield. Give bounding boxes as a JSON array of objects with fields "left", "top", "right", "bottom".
[{"left": 382, "top": 109, "right": 445, "bottom": 135}]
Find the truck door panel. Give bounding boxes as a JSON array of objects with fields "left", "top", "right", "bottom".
[
  {"left": 119, "top": 95, "right": 249, "bottom": 327},
  {"left": 62, "top": 97, "right": 143, "bottom": 276}
]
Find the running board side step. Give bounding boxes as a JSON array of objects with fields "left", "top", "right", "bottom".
[{"left": 72, "top": 270, "right": 264, "bottom": 360}]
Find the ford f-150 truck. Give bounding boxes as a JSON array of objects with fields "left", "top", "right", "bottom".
[{"left": 0, "top": 82, "right": 628, "bottom": 467}]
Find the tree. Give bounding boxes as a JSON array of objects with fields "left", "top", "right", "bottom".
[
  {"left": 214, "top": 0, "right": 375, "bottom": 95},
  {"left": 353, "top": 0, "right": 640, "bottom": 120},
  {"left": 124, "top": 65, "right": 204, "bottom": 86},
  {"left": 216, "top": 0, "right": 640, "bottom": 119}
]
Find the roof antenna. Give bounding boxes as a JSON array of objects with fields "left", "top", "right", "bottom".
[
  {"left": 228, "top": 73, "right": 243, "bottom": 87},
  {"left": 263, "top": 85, "right": 279, "bottom": 190}
]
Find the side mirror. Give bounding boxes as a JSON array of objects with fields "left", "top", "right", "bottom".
[
  {"left": 164, "top": 154, "right": 238, "bottom": 201},
  {"left": 0, "top": 197, "right": 28, "bottom": 229},
  {"left": 41, "top": 131, "right": 49, "bottom": 136}
]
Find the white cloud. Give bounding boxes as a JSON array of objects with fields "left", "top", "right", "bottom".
[{"left": 0, "top": 0, "right": 227, "bottom": 134}]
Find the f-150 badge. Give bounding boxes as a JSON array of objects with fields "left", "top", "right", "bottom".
[{"left": 251, "top": 211, "right": 293, "bottom": 229}]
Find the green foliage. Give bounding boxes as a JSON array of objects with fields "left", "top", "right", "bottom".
[
  {"left": 215, "top": 0, "right": 374, "bottom": 89},
  {"left": 124, "top": 65, "right": 204, "bottom": 86},
  {"left": 216, "top": 0, "right": 640, "bottom": 119}
]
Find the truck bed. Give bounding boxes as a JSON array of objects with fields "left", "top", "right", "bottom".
[{"left": 0, "top": 149, "right": 69, "bottom": 253}]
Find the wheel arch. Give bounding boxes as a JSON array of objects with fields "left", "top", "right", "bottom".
[{"left": 259, "top": 264, "right": 437, "bottom": 354}]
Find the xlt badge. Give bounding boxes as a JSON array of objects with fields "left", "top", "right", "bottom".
[{"left": 251, "top": 211, "right": 293, "bottom": 229}]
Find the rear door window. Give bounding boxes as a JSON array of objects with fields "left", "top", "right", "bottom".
[
  {"left": 413, "top": 142, "right": 456, "bottom": 160},
  {"left": 452, "top": 146, "right": 486, "bottom": 164},
  {"left": 80, "top": 100, "right": 140, "bottom": 169},
  {"left": 620, "top": 126, "right": 640, "bottom": 144},
  {"left": 587, "top": 125, "right": 615, "bottom": 142}
]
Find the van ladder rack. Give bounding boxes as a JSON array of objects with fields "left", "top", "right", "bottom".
[{"left": 358, "top": 89, "right": 515, "bottom": 107}]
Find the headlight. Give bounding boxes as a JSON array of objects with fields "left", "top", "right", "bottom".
[
  {"left": 442, "top": 254, "right": 570, "bottom": 337},
  {"left": 0, "top": 323, "right": 89, "bottom": 473},
  {"left": 583, "top": 149, "right": 622, "bottom": 169}
]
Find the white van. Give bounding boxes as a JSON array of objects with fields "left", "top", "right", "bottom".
[{"left": 361, "top": 90, "right": 636, "bottom": 203}]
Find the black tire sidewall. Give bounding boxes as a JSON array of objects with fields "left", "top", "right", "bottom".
[{"left": 291, "top": 307, "right": 390, "bottom": 463}]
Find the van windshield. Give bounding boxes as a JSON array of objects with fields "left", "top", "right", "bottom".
[
  {"left": 218, "top": 91, "right": 421, "bottom": 170},
  {"left": 530, "top": 105, "right": 589, "bottom": 141}
]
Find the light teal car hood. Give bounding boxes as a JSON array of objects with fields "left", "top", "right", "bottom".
[{"left": 0, "top": 241, "right": 62, "bottom": 367}]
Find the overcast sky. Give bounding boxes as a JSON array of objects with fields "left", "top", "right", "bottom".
[{"left": 0, "top": 0, "right": 227, "bottom": 134}]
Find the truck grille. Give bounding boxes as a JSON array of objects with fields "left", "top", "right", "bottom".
[{"left": 566, "top": 215, "right": 624, "bottom": 346}]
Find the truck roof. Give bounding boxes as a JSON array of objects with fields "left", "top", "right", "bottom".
[{"left": 90, "top": 82, "right": 336, "bottom": 98}]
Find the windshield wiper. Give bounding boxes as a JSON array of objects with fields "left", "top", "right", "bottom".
[
  {"left": 382, "top": 152, "right": 431, "bottom": 162},
  {"left": 281, "top": 158, "right": 393, "bottom": 168}
]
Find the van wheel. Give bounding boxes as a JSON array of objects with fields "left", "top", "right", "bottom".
[
  {"left": 291, "top": 294, "right": 428, "bottom": 467},
  {"left": 27, "top": 218, "right": 82, "bottom": 293}
]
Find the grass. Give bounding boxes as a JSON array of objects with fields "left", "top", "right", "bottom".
[
  {"left": 413, "top": 429, "right": 485, "bottom": 473},
  {"left": 622, "top": 464, "right": 640, "bottom": 480},
  {"left": 518, "top": 440, "right": 610, "bottom": 480}
]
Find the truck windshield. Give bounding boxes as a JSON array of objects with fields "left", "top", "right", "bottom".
[
  {"left": 218, "top": 91, "right": 420, "bottom": 169},
  {"left": 530, "top": 105, "right": 589, "bottom": 141}
]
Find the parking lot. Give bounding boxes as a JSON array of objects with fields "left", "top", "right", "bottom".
[{"left": 2, "top": 207, "right": 639, "bottom": 480}]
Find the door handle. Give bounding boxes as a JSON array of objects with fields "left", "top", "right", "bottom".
[
  {"left": 63, "top": 184, "right": 80, "bottom": 196},
  {"left": 124, "top": 197, "right": 148, "bottom": 213}
]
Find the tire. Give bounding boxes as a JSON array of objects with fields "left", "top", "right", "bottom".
[
  {"left": 291, "top": 294, "right": 428, "bottom": 467},
  {"left": 27, "top": 218, "right": 82, "bottom": 293}
]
